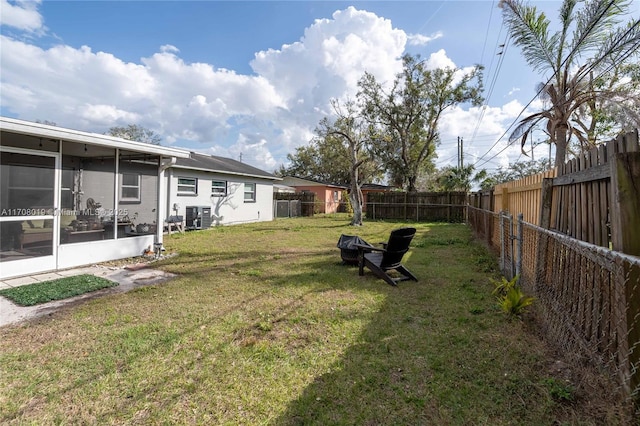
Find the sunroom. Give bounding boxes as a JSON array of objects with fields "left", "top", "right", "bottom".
[{"left": 0, "top": 117, "right": 189, "bottom": 280}]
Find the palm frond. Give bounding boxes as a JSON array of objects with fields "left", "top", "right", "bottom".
[
  {"left": 508, "top": 113, "right": 546, "bottom": 144},
  {"left": 577, "top": 18, "right": 640, "bottom": 81},
  {"left": 555, "top": 0, "right": 577, "bottom": 71},
  {"left": 500, "top": 0, "right": 558, "bottom": 73},
  {"left": 569, "top": 0, "right": 627, "bottom": 61}
]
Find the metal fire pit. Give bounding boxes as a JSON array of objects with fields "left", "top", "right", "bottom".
[{"left": 337, "top": 234, "right": 372, "bottom": 265}]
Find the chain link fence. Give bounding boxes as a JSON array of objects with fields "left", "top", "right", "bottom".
[{"left": 469, "top": 206, "right": 640, "bottom": 413}]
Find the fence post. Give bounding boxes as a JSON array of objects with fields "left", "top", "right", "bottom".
[
  {"left": 489, "top": 189, "right": 495, "bottom": 212},
  {"left": 499, "top": 212, "right": 505, "bottom": 276},
  {"left": 610, "top": 150, "right": 640, "bottom": 403},
  {"left": 501, "top": 186, "right": 510, "bottom": 212},
  {"left": 539, "top": 178, "right": 553, "bottom": 230},
  {"left": 508, "top": 213, "right": 515, "bottom": 280},
  {"left": 534, "top": 178, "right": 554, "bottom": 294},
  {"left": 516, "top": 213, "right": 523, "bottom": 281}
]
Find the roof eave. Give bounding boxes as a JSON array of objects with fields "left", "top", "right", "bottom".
[
  {"left": 171, "top": 164, "right": 281, "bottom": 181},
  {"left": 0, "top": 117, "right": 190, "bottom": 158}
]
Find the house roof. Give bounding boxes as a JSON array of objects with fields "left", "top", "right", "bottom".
[
  {"left": 361, "top": 183, "right": 397, "bottom": 191},
  {"left": 172, "top": 151, "right": 280, "bottom": 181},
  {"left": 274, "top": 183, "right": 296, "bottom": 193},
  {"left": 0, "top": 116, "right": 190, "bottom": 158}
]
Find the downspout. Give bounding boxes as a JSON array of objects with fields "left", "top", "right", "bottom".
[{"left": 156, "top": 156, "right": 177, "bottom": 254}]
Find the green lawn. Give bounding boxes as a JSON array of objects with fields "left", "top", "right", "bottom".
[{"left": 0, "top": 216, "right": 629, "bottom": 424}]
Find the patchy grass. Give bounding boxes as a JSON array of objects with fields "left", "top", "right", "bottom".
[
  {"left": 0, "top": 274, "right": 118, "bottom": 306},
  {"left": 0, "top": 216, "right": 631, "bottom": 424}
]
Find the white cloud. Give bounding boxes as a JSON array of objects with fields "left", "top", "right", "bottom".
[
  {"left": 424, "top": 49, "right": 456, "bottom": 70},
  {"left": 0, "top": 0, "right": 44, "bottom": 33},
  {"left": 0, "top": 4, "right": 407, "bottom": 171},
  {"left": 507, "top": 87, "right": 520, "bottom": 96},
  {"left": 436, "top": 99, "right": 530, "bottom": 172},
  {"left": 407, "top": 31, "right": 443, "bottom": 46},
  {"left": 0, "top": 4, "right": 529, "bottom": 173},
  {"left": 251, "top": 6, "right": 406, "bottom": 106}
]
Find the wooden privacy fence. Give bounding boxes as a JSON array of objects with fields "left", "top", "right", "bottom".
[
  {"left": 494, "top": 169, "right": 557, "bottom": 225},
  {"left": 366, "top": 191, "right": 467, "bottom": 222},
  {"left": 542, "top": 131, "right": 640, "bottom": 250},
  {"left": 470, "top": 130, "right": 640, "bottom": 252}
]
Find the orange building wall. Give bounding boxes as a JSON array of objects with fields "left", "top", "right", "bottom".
[{"left": 294, "top": 185, "right": 342, "bottom": 213}]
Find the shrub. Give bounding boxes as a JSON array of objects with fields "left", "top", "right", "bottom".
[{"left": 491, "top": 275, "right": 534, "bottom": 317}]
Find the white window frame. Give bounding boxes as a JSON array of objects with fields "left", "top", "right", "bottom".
[
  {"left": 244, "top": 182, "right": 256, "bottom": 203},
  {"left": 120, "top": 173, "right": 141, "bottom": 202},
  {"left": 211, "top": 180, "right": 227, "bottom": 196},
  {"left": 178, "top": 177, "right": 198, "bottom": 195}
]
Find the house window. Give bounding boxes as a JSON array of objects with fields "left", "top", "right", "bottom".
[
  {"left": 211, "top": 180, "right": 227, "bottom": 196},
  {"left": 244, "top": 183, "right": 256, "bottom": 202},
  {"left": 120, "top": 173, "right": 141, "bottom": 202},
  {"left": 333, "top": 190, "right": 339, "bottom": 202},
  {"left": 178, "top": 177, "right": 197, "bottom": 195}
]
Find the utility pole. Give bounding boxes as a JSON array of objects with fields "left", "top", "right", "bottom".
[{"left": 457, "top": 137, "right": 464, "bottom": 169}]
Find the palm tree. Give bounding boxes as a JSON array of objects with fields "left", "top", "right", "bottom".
[{"left": 500, "top": 0, "right": 640, "bottom": 168}]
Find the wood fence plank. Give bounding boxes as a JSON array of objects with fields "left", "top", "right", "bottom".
[{"left": 588, "top": 148, "right": 598, "bottom": 245}]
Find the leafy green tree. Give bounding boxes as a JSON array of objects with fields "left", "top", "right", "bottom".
[
  {"left": 571, "top": 62, "right": 640, "bottom": 151},
  {"left": 478, "top": 158, "right": 552, "bottom": 189},
  {"left": 358, "top": 54, "right": 484, "bottom": 192},
  {"left": 106, "top": 124, "right": 162, "bottom": 145},
  {"left": 275, "top": 143, "right": 347, "bottom": 183},
  {"left": 438, "top": 165, "right": 487, "bottom": 192},
  {"left": 500, "top": 0, "right": 640, "bottom": 168}
]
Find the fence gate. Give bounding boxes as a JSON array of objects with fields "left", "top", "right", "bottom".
[{"left": 273, "top": 200, "right": 301, "bottom": 218}]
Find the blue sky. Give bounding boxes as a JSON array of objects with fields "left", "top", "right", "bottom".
[{"left": 2, "top": 1, "right": 638, "bottom": 175}]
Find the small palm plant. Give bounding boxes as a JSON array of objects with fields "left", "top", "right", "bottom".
[{"left": 491, "top": 275, "right": 534, "bottom": 317}]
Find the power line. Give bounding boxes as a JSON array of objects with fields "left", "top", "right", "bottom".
[{"left": 469, "top": 32, "right": 510, "bottom": 146}]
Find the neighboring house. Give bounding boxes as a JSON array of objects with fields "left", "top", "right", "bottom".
[
  {"left": 279, "top": 177, "right": 347, "bottom": 214},
  {"left": 167, "top": 152, "right": 279, "bottom": 228},
  {"left": 0, "top": 117, "right": 189, "bottom": 280}
]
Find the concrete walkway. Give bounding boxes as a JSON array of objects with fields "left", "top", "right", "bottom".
[{"left": 0, "top": 263, "right": 177, "bottom": 327}]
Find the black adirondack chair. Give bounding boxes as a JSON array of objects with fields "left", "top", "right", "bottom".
[{"left": 356, "top": 227, "right": 418, "bottom": 286}]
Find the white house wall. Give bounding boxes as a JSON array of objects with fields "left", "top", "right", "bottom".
[{"left": 168, "top": 169, "right": 274, "bottom": 226}]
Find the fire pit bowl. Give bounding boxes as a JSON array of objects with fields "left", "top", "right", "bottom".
[{"left": 337, "top": 234, "right": 373, "bottom": 265}]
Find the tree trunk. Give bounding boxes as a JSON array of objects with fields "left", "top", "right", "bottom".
[
  {"left": 407, "top": 175, "right": 417, "bottom": 192},
  {"left": 349, "top": 161, "right": 363, "bottom": 226},
  {"left": 349, "top": 184, "right": 363, "bottom": 226},
  {"left": 554, "top": 125, "right": 569, "bottom": 168}
]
